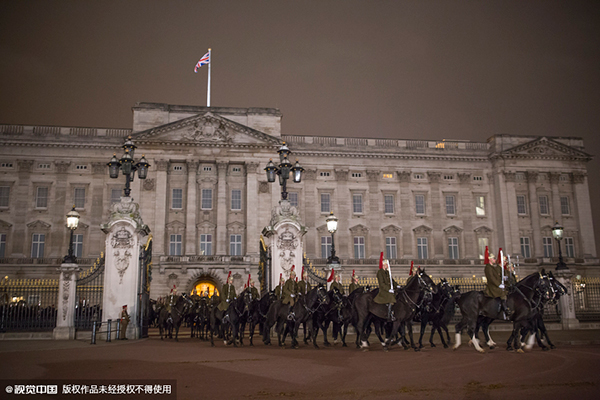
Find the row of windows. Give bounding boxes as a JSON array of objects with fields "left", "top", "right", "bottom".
[
  {"left": 0, "top": 187, "right": 88, "bottom": 209},
  {"left": 168, "top": 234, "right": 242, "bottom": 256},
  {"left": 516, "top": 195, "right": 571, "bottom": 216},
  {"left": 1, "top": 233, "right": 84, "bottom": 259}
]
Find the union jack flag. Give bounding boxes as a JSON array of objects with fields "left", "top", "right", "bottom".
[{"left": 194, "top": 51, "right": 210, "bottom": 73}]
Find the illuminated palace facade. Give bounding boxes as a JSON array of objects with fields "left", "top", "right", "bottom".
[{"left": 0, "top": 103, "right": 597, "bottom": 297}]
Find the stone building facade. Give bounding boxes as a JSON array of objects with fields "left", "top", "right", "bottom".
[{"left": 0, "top": 102, "right": 597, "bottom": 298}]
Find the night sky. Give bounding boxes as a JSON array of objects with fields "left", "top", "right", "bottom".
[{"left": 1, "top": 1, "right": 599, "bottom": 256}]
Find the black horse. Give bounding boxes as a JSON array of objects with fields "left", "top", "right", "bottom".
[
  {"left": 247, "top": 291, "right": 276, "bottom": 346},
  {"left": 454, "top": 271, "right": 551, "bottom": 352},
  {"left": 190, "top": 297, "right": 210, "bottom": 340},
  {"left": 224, "top": 289, "right": 254, "bottom": 346},
  {"left": 311, "top": 287, "right": 344, "bottom": 348},
  {"left": 157, "top": 294, "right": 193, "bottom": 341},
  {"left": 287, "top": 285, "right": 329, "bottom": 348},
  {"left": 417, "top": 278, "right": 460, "bottom": 349},
  {"left": 354, "top": 268, "right": 436, "bottom": 352}
]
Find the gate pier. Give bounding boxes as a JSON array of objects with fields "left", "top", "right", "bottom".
[{"left": 52, "top": 263, "right": 80, "bottom": 340}]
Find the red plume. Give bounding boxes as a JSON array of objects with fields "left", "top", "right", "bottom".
[
  {"left": 247, "top": 274, "right": 251, "bottom": 287},
  {"left": 484, "top": 246, "right": 489, "bottom": 264},
  {"left": 409, "top": 261, "right": 414, "bottom": 276},
  {"left": 379, "top": 252, "right": 384, "bottom": 269},
  {"left": 291, "top": 265, "right": 295, "bottom": 272},
  {"left": 301, "top": 265, "right": 305, "bottom": 278},
  {"left": 497, "top": 248, "right": 502, "bottom": 265},
  {"left": 352, "top": 269, "right": 355, "bottom": 277},
  {"left": 227, "top": 271, "right": 231, "bottom": 280},
  {"left": 295, "top": 277, "right": 298, "bottom": 282},
  {"left": 327, "top": 267, "right": 335, "bottom": 283},
  {"left": 279, "top": 273, "right": 283, "bottom": 283}
]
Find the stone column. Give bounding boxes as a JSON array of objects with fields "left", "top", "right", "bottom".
[
  {"left": 457, "top": 173, "right": 474, "bottom": 257},
  {"left": 427, "top": 172, "right": 442, "bottom": 258},
  {"left": 526, "top": 171, "right": 541, "bottom": 257},
  {"left": 153, "top": 160, "right": 169, "bottom": 255},
  {"left": 216, "top": 161, "right": 228, "bottom": 255},
  {"left": 549, "top": 172, "right": 562, "bottom": 223},
  {"left": 397, "top": 171, "right": 412, "bottom": 259},
  {"left": 101, "top": 197, "right": 150, "bottom": 339},
  {"left": 53, "top": 263, "right": 80, "bottom": 340},
  {"left": 12, "top": 160, "right": 34, "bottom": 256},
  {"left": 302, "top": 169, "right": 317, "bottom": 256},
  {"left": 554, "top": 269, "right": 580, "bottom": 330},
  {"left": 572, "top": 172, "right": 596, "bottom": 257},
  {"left": 500, "top": 171, "right": 519, "bottom": 255},
  {"left": 185, "top": 161, "right": 199, "bottom": 255},
  {"left": 366, "top": 170, "right": 380, "bottom": 257},
  {"left": 245, "top": 162, "right": 259, "bottom": 257},
  {"left": 335, "top": 168, "right": 350, "bottom": 257}
]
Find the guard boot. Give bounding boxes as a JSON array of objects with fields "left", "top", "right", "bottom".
[{"left": 388, "top": 303, "right": 396, "bottom": 322}]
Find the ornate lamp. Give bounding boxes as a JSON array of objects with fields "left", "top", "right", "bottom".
[
  {"left": 552, "top": 221, "right": 568, "bottom": 270},
  {"left": 63, "top": 205, "right": 80, "bottom": 264}
]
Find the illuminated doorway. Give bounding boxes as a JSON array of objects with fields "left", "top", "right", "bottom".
[{"left": 192, "top": 281, "right": 219, "bottom": 298}]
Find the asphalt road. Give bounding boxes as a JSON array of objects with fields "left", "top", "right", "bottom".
[{"left": 1, "top": 331, "right": 599, "bottom": 400}]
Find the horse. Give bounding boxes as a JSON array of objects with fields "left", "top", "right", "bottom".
[
  {"left": 335, "top": 287, "right": 364, "bottom": 348},
  {"left": 520, "top": 270, "right": 568, "bottom": 350},
  {"left": 417, "top": 278, "right": 460, "bottom": 349},
  {"left": 157, "top": 294, "right": 193, "bottom": 341},
  {"left": 247, "top": 291, "right": 276, "bottom": 346},
  {"left": 311, "top": 287, "right": 344, "bottom": 348},
  {"left": 224, "top": 289, "right": 254, "bottom": 346},
  {"left": 454, "top": 271, "right": 551, "bottom": 353},
  {"left": 190, "top": 297, "right": 210, "bottom": 339},
  {"left": 354, "top": 268, "right": 436, "bottom": 352},
  {"left": 287, "top": 285, "right": 329, "bottom": 349}
]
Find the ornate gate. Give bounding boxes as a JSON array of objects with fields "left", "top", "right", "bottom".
[
  {"left": 259, "top": 236, "right": 270, "bottom": 293},
  {"left": 139, "top": 236, "right": 152, "bottom": 338},
  {"left": 75, "top": 254, "right": 105, "bottom": 330}
]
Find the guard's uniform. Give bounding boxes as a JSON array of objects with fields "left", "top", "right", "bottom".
[
  {"left": 282, "top": 277, "right": 298, "bottom": 306},
  {"left": 373, "top": 268, "right": 396, "bottom": 305},
  {"left": 218, "top": 283, "right": 236, "bottom": 311},
  {"left": 250, "top": 286, "right": 260, "bottom": 300},
  {"left": 330, "top": 280, "right": 345, "bottom": 295},
  {"left": 297, "top": 279, "right": 311, "bottom": 295},
  {"left": 120, "top": 306, "right": 130, "bottom": 339},
  {"left": 484, "top": 262, "right": 506, "bottom": 300},
  {"left": 349, "top": 281, "right": 361, "bottom": 294}
]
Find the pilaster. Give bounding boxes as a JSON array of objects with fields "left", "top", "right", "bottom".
[
  {"left": 245, "top": 162, "right": 259, "bottom": 256},
  {"left": 185, "top": 160, "right": 198, "bottom": 255},
  {"left": 216, "top": 161, "right": 228, "bottom": 255},
  {"left": 53, "top": 263, "right": 80, "bottom": 340},
  {"left": 153, "top": 160, "right": 169, "bottom": 255},
  {"left": 572, "top": 172, "right": 596, "bottom": 257},
  {"left": 526, "top": 171, "right": 541, "bottom": 257}
]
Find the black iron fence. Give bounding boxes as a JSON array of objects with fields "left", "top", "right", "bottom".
[
  {"left": 0, "top": 278, "right": 59, "bottom": 332},
  {"left": 75, "top": 255, "right": 105, "bottom": 330},
  {"left": 573, "top": 277, "right": 600, "bottom": 321}
]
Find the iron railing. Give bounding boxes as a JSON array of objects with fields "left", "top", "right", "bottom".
[{"left": 0, "top": 278, "right": 59, "bottom": 332}]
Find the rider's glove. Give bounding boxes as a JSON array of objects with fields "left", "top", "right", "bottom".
[
  {"left": 226, "top": 299, "right": 230, "bottom": 302},
  {"left": 290, "top": 294, "right": 295, "bottom": 297},
  {"left": 499, "top": 284, "right": 505, "bottom": 289},
  {"left": 388, "top": 289, "right": 394, "bottom": 293}
]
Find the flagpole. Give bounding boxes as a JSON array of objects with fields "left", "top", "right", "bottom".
[{"left": 207, "top": 48, "right": 211, "bottom": 107}]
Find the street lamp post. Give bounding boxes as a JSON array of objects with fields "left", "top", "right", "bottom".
[
  {"left": 107, "top": 137, "right": 150, "bottom": 197},
  {"left": 264, "top": 142, "right": 304, "bottom": 200},
  {"left": 552, "top": 221, "right": 568, "bottom": 270},
  {"left": 326, "top": 211, "right": 340, "bottom": 268},
  {"left": 63, "top": 205, "right": 80, "bottom": 264}
]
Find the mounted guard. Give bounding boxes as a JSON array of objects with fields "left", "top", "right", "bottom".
[{"left": 373, "top": 252, "right": 396, "bottom": 321}]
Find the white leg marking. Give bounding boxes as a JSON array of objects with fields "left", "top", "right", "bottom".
[
  {"left": 453, "top": 333, "right": 461, "bottom": 349},
  {"left": 525, "top": 333, "right": 535, "bottom": 350},
  {"left": 472, "top": 335, "right": 484, "bottom": 353},
  {"left": 361, "top": 340, "right": 369, "bottom": 348}
]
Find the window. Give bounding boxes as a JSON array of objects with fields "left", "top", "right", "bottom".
[
  {"left": 169, "top": 234, "right": 182, "bottom": 256},
  {"left": 415, "top": 195, "right": 425, "bottom": 215},
  {"left": 38, "top": 163, "right": 51, "bottom": 170},
  {"left": 200, "top": 234, "right": 212, "bottom": 256},
  {"left": 384, "top": 195, "right": 394, "bottom": 214},
  {"left": 230, "top": 234, "right": 242, "bottom": 256},
  {"left": 75, "top": 165, "right": 87, "bottom": 170},
  {"left": 1, "top": 163, "right": 13, "bottom": 168},
  {"left": 288, "top": 192, "right": 298, "bottom": 207},
  {"left": 448, "top": 237, "right": 459, "bottom": 259},
  {"left": 36, "top": 187, "right": 49, "bottom": 208},
  {"left": 321, "top": 236, "right": 332, "bottom": 258},
  {"left": 543, "top": 237, "right": 553, "bottom": 257},
  {"left": 320, "top": 171, "right": 330, "bottom": 177},
  {"left": 354, "top": 236, "right": 365, "bottom": 259},
  {"left": 413, "top": 173, "right": 424, "bottom": 180},
  {"left": 232, "top": 167, "right": 241, "bottom": 173},
  {"left": 73, "top": 233, "right": 83, "bottom": 258},
  {"left": 31, "top": 234, "right": 45, "bottom": 258},
  {"left": 352, "top": 194, "right": 363, "bottom": 214},
  {"left": 203, "top": 166, "right": 212, "bottom": 172},
  {"left": 520, "top": 237, "right": 531, "bottom": 258},
  {"left": 0, "top": 186, "right": 9, "bottom": 207},
  {"left": 417, "top": 237, "right": 428, "bottom": 259},
  {"left": 516, "top": 195, "right": 527, "bottom": 215},
  {"left": 539, "top": 196, "right": 549, "bottom": 215},
  {"left": 386, "top": 237, "right": 397, "bottom": 259},
  {"left": 173, "top": 165, "right": 183, "bottom": 171},
  {"left": 111, "top": 189, "right": 121, "bottom": 203},
  {"left": 201, "top": 189, "right": 213, "bottom": 209},
  {"left": 473, "top": 176, "right": 483, "bottom": 182},
  {"left": 445, "top": 195, "right": 456, "bottom": 215},
  {"left": 443, "top": 174, "right": 454, "bottom": 181},
  {"left": 321, "top": 193, "right": 330, "bottom": 213},
  {"left": 0, "top": 233, "right": 6, "bottom": 258},
  {"left": 171, "top": 189, "right": 183, "bottom": 209},
  {"left": 478, "top": 238, "right": 489, "bottom": 260},
  {"left": 560, "top": 196, "right": 570, "bottom": 215},
  {"left": 475, "top": 196, "right": 485, "bottom": 216},
  {"left": 231, "top": 189, "right": 242, "bottom": 210},
  {"left": 351, "top": 172, "right": 362, "bottom": 178},
  {"left": 565, "top": 237, "right": 574, "bottom": 258},
  {"left": 74, "top": 187, "right": 86, "bottom": 209}
]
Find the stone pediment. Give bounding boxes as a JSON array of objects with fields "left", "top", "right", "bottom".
[
  {"left": 165, "top": 220, "right": 185, "bottom": 234},
  {"left": 196, "top": 221, "right": 216, "bottom": 230},
  {"left": 132, "top": 112, "right": 281, "bottom": 146},
  {"left": 413, "top": 225, "right": 432, "bottom": 235},
  {"left": 0, "top": 219, "right": 12, "bottom": 229},
  {"left": 349, "top": 224, "right": 369, "bottom": 235},
  {"left": 496, "top": 137, "right": 591, "bottom": 161},
  {"left": 474, "top": 226, "right": 492, "bottom": 234},
  {"left": 443, "top": 225, "right": 463, "bottom": 234},
  {"left": 381, "top": 224, "right": 401, "bottom": 234},
  {"left": 27, "top": 220, "right": 51, "bottom": 230}
]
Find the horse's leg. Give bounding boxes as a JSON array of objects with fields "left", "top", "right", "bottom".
[
  {"left": 321, "top": 320, "right": 331, "bottom": 346},
  {"left": 540, "top": 319, "right": 554, "bottom": 349},
  {"left": 248, "top": 320, "right": 255, "bottom": 346},
  {"left": 341, "top": 321, "right": 349, "bottom": 347},
  {"left": 419, "top": 319, "right": 428, "bottom": 348},
  {"left": 442, "top": 323, "right": 451, "bottom": 346}
]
